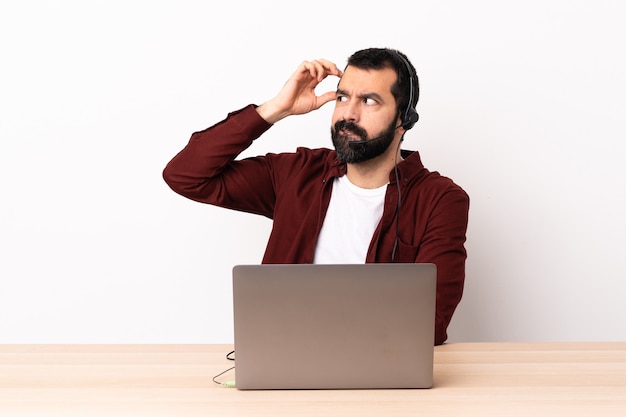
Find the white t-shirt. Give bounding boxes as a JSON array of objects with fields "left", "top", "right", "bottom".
[{"left": 313, "top": 175, "right": 387, "bottom": 264}]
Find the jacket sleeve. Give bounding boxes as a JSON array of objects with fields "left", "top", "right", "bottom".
[
  {"left": 162, "top": 105, "right": 276, "bottom": 217},
  {"left": 417, "top": 187, "right": 470, "bottom": 345}
]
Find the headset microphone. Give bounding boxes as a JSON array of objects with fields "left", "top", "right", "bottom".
[{"left": 348, "top": 140, "right": 367, "bottom": 149}]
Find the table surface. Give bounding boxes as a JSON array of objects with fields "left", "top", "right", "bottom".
[{"left": 1, "top": 342, "right": 626, "bottom": 417}]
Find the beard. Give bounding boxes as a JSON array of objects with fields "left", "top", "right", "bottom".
[{"left": 331, "top": 119, "right": 397, "bottom": 164}]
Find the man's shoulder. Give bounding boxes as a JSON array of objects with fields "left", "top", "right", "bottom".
[
  {"left": 402, "top": 151, "right": 468, "bottom": 198},
  {"left": 422, "top": 170, "right": 468, "bottom": 198}
]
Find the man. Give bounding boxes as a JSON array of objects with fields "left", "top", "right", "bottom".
[{"left": 163, "top": 48, "right": 469, "bottom": 345}]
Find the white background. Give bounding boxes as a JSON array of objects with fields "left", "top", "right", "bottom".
[{"left": 1, "top": 0, "right": 625, "bottom": 343}]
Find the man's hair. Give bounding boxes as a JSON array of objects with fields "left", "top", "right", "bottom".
[{"left": 346, "top": 48, "right": 419, "bottom": 123}]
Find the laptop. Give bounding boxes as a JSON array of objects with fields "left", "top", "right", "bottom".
[{"left": 231, "top": 263, "right": 437, "bottom": 390}]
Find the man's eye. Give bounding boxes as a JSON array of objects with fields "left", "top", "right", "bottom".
[
  {"left": 363, "top": 97, "right": 377, "bottom": 105},
  {"left": 337, "top": 95, "right": 348, "bottom": 103}
]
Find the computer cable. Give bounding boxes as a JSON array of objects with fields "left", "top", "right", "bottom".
[{"left": 212, "top": 350, "right": 236, "bottom": 387}]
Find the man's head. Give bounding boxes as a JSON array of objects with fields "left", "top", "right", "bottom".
[{"left": 331, "top": 48, "right": 419, "bottom": 164}]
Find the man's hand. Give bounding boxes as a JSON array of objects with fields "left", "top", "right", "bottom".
[{"left": 257, "top": 59, "right": 343, "bottom": 124}]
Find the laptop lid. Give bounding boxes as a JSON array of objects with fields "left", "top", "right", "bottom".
[{"left": 232, "top": 263, "right": 436, "bottom": 390}]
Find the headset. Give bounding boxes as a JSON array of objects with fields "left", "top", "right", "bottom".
[
  {"left": 390, "top": 50, "right": 419, "bottom": 261},
  {"left": 393, "top": 51, "right": 420, "bottom": 130}
]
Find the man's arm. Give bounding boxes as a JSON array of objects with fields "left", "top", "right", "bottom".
[
  {"left": 417, "top": 188, "right": 470, "bottom": 345},
  {"left": 162, "top": 59, "right": 343, "bottom": 212},
  {"left": 162, "top": 105, "right": 277, "bottom": 215}
]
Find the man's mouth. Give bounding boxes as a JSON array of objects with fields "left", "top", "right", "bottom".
[{"left": 340, "top": 129, "right": 361, "bottom": 140}]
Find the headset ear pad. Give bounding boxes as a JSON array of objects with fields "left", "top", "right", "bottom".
[{"left": 402, "top": 108, "right": 419, "bottom": 130}]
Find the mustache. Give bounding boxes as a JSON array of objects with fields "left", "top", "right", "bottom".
[{"left": 333, "top": 120, "right": 368, "bottom": 140}]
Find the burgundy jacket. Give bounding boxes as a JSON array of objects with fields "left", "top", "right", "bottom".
[{"left": 163, "top": 105, "right": 470, "bottom": 345}]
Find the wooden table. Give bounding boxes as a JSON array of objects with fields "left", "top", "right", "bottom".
[{"left": 1, "top": 342, "right": 625, "bottom": 416}]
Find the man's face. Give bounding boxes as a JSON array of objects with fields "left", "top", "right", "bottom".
[{"left": 331, "top": 66, "right": 401, "bottom": 163}]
